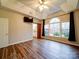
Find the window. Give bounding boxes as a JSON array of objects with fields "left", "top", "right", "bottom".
[
  {"left": 45, "top": 16, "right": 70, "bottom": 39},
  {"left": 33, "top": 24, "right": 37, "bottom": 37},
  {"left": 49, "top": 23, "right": 61, "bottom": 37},
  {"left": 45, "top": 24, "right": 49, "bottom": 36},
  {"left": 49, "top": 18, "right": 60, "bottom": 23},
  {"left": 49, "top": 18, "right": 61, "bottom": 37},
  {"left": 62, "top": 22, "right": 70, "bottom": 38}
]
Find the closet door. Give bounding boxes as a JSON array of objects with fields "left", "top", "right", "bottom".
[{"left": 0, "top": 18, "right": 8, "bottom": 48}]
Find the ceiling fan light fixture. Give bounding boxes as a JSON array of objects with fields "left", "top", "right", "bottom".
[
  {"left": 38, "top": 0, "right": 49, "bottom": 12},
  {"left": 39, "top": 0, "right": 43, "bottom": 4},
  {"left": 39, "top": 6, "right": 43, "bottom": 11},
  {"left": 39, "top": 5, "right": 48, "bottom": 11}
]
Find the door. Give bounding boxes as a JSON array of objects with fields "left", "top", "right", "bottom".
[
  {"left": 0, "top": 18, "right": 8, "bottom": 48},
  {"left": 37, "top": 23, "right": 41, "bottom": 39},
  {"left": 33, "top": 23, "right": 37, "bottom": 38}
]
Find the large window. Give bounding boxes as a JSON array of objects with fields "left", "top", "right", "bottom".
[
  {"left": 45, "top": 17, "right": 70, "bottom": 39},
  {"left": 62, "top": 22, "right": 69, "bottom": 38},
  {"left": 49, "top": 18, "right": 61, "bottom": 37},
  {"left": 45, "top": 24, "right": 49, "bottom": 36}
]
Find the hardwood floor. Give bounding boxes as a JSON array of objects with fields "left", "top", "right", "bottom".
[{"left": 0, "top": 39, "right": 79, "bottom": 59}]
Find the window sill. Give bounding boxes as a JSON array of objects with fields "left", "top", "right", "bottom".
[{"left": 43, "top": 36, "right": 79, "bottom": 47}]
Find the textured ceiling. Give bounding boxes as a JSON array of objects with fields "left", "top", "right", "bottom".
[
  {"left": 18, "top": 0, "right": 66, "bottom": 13},
  {"left": 18, "top": 0, "right": 79, "bottom": 19},
  {"left": 1, "top": 0, "right": 79, "bottom": 19}
]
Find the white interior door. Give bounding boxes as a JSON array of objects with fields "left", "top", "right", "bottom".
[{"left": 0, "top": 18, "right": 8, "bottom": 48}]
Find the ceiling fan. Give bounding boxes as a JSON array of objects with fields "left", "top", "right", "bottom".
[
  {"left": 38, "top": 0, "right": 49, "bottom": 12},
  {"left": 39, "top": 0, "right": 46, "bottom": 4},
  {"left": 39, "top": 0, "right": 49, "bottom": 6}
]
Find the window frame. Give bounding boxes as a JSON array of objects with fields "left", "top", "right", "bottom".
[
  {"left": 45, "top": 20, "right": 70, "bottom": 39},
  {"left": 49, "top": 22, "right": 61, "bottom": 37}
]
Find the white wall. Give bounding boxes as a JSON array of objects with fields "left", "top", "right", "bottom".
[
  {"left": 74, "top": 10, "right": 79, "bottom": 42},
  {"left": 0, "top": 8, "right": 33, "bottom": 45}
]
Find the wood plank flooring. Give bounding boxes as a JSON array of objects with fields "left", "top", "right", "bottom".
[{"left": 0, "top": 39, "right": 79, "bottom": 59}]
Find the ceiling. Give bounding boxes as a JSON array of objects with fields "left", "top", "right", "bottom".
[{"left": 0, "top": 0, "right": 79, "bottom": 19}]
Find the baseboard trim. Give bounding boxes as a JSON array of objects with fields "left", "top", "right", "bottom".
[
  {"left": 0, "top": 45, "right": 9, "bottom": 49},
  {"left": 8, "top": 39, "right": 33, "bottom": 46},
  {"left": 0, "top": 39, "right": 33, "bottom": 49}
]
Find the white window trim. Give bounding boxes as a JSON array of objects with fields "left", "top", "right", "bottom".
[{"left": 45, "top": 22, "right": 69, "bottom": 39}]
